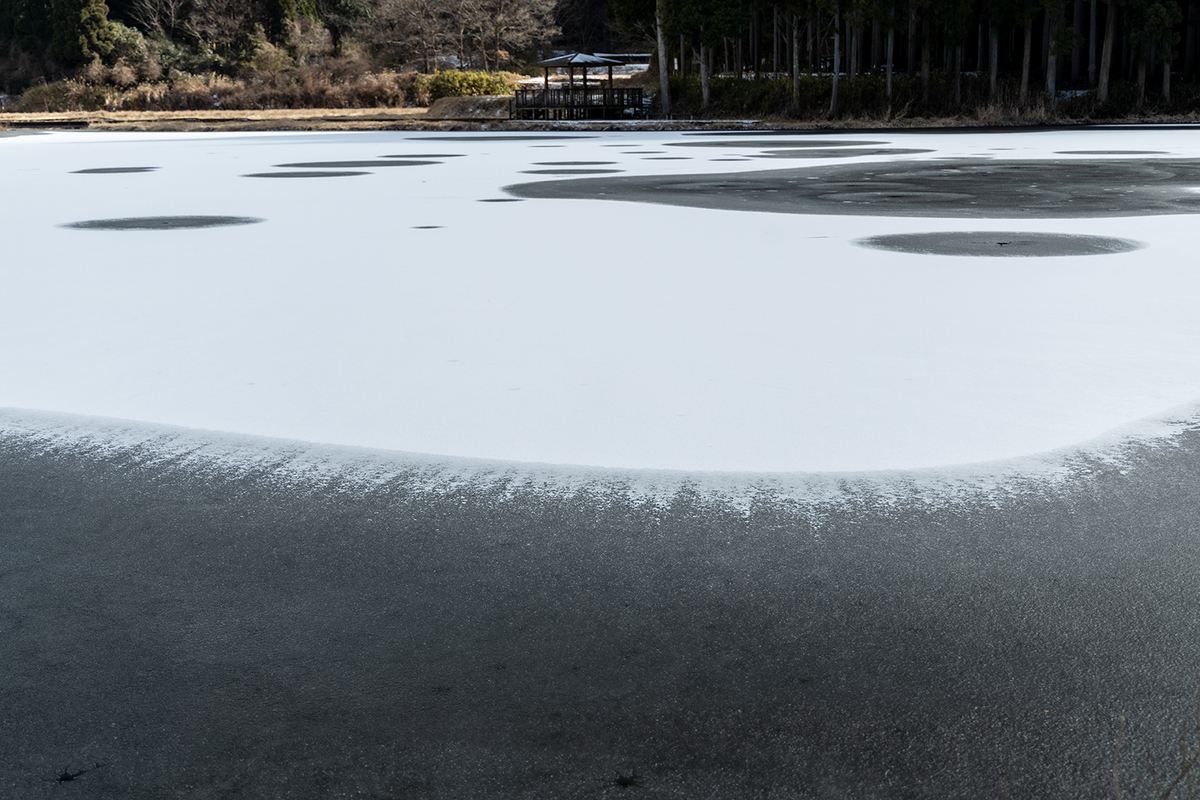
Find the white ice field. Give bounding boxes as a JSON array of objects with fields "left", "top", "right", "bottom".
[{"left": 3, "top": 126, "right": 1200, "bottom": 487}]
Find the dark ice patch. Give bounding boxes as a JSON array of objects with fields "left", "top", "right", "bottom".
[
  {"left": 409, "top": 135, "right": 596, "bottom": 141},
  {"left": 64, "top": 216, "right": 264, "bottom": 230},
  {"left": 821, "top": 190, "right": 973, "bottom": 203},
  {"left": 1054, "top": 150, "right": 1170, "bottom": 155},
  {"left": 520, "top": 168, "right": 624, "bottom": 175},
  {"left": 668, "top": 139, "right": 890, "bottom": 148},
  {"left": 381, "top": 153, "right": 466, "bottom": 158},
  {"left": 856, "top": 231, "right": 1145, "bottom": 257},
  {"left": 753, "top": 148, "right": 934, "bottom": 159},
  {"left": 274, "top": 160, "right": 438, "bottom": 168},
  {"left": 412, "top": 225, "right": 444, "bottom": 229},
  {"left": 72, "top": 167, "right": 160, "bottom": 174},
  {"left": 243, "top": 171, "right": 369, "bottom": 178},
  {"left": 478, "top": 198, "right": 524, "bottom": 202},
  {"left": 683, "top": 129, "right": 870, "bottom": 135},
  {"left": 505, "top": 158, "right": 1200, "bottom": 219}
]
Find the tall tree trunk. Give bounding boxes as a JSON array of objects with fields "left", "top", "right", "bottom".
[
  {"left": 920, "top": 16, "right": 930, "bottom": 102},
  {"left": 752, "top": 10, "right": 760, "bottom": 77},
  {"left": 886, "top": 6, "right": 895, "bottom": 100},
  {"left": 907, "top": 10, "right": 916, "bottom": 75},
  {"left": 1097, "top": 0, "right": 1116, "bottom": 102},
  {"left": 1020, "top": 15, "right": 1033, "bottom": 105},
  {"left": 1072, "top": 0, "right": 1084, "bottom": 80},
  {"left": 1136, "top": 54, "right": 1146, "bottom": 108},
  {"left": 655, "top": 0, "right": 670, "bottom": 116},
  {"left": 700, "top": 42, "right": 710, "bottom": 107},
  {"left": 1123, "top": 25, "right": 1132, "bottom": 80},
  {"left": 793, "top": 11, "right": 801, "bottom": 103},
  {"left": 989, "top": 21, "right": 999, "bottom": 99},
  {"left": 1042, "top": 8, "right": 1052, "bottom": 79},
  {"left": 954, "top": 43, "right": 962, "bottom": 105},
  {"left": 830, "top": 12, "right": 840, "bottom": 116},
  {"left": 1163, "top": 57, "right": 1171, "bottom": 102},
  {"left": 807, "top": 18, "right": 814, "bottom": 70},
  {"left": 1047, "top": 4, "right": 1060, "bottom": 106},
  {"left": 849, "top": 22, "right": 857, "bottom": 82},
  {"left": 1186, "top": 1, "right": 1197, "bottom": 79},
  {"left": 1089, "top": 0, "right": 1098, "bottom": 83},
  {"left": 873, "top": 20, "right": 882, "bottom": 71},
  {"left": 773, "top": 5, "right": 780, "bottom": 73}
]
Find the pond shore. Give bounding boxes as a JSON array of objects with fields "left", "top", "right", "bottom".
[{"left": 4, "top": 104, "right": 1200, "bottom": 132}]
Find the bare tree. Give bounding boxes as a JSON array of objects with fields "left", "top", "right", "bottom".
[
  {"left": 372, "top": 0, "right": 446, "bottom": 69},
  {"left": 189, "top": 0, "right": 263, "bottom": 48},
  {"left": 457, "top": 0, "right": 558, "bottom": 68},
  {"left": 373, "top": 0, "right": 555, "bottom": 70},
  {"left": 130, "top": 0, "right": 190, "bottom": 38}
]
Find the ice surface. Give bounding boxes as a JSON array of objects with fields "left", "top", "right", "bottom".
[{"left": 4, "top": 127, "right": 1200, "bottom": 476}]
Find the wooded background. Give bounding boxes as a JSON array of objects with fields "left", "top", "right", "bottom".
[{"left": 2, "top": 0, "right": 1198, "bottom": 115}]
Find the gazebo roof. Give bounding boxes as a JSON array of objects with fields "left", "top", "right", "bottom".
[{"left": 532, "top": 52, "right": 624, "bottom": 68}]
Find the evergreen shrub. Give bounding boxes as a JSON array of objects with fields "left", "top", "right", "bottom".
[{"left": 408, "top": 70, "right": 516, "bottom": 104}]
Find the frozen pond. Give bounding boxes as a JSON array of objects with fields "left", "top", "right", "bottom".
[
  {"left": 5, "top": 126, "right": 1200, "bottom": 476},
  {"left": 7, "top": 125, "right": 1200, "bottom": 799}
]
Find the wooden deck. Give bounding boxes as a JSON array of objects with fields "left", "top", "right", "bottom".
[{"left": 510, "top": 87, "right": 646, "bottom": 120}]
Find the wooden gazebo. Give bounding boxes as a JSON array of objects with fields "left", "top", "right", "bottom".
[{"left": 510, "top": 53, "right": 646, "bottom": 120}]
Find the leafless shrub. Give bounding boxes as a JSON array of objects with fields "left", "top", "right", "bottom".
[
  {"left": 79, "top": 58, "right": 108, "bottom": 85},
  {"left": 14, "top": 80, "right": 115, "bottom": 112},
  {"left": 344, "top": 72, "right": 407, "bottom": 107},
  {"left": 109, "top": 58, "right": 139, "bottom": 88},
  {"left": 138, "top": 45, "right": 164, "bottom": 82}
]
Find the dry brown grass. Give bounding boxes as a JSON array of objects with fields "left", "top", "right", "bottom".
[
  {"left": 4, "top": 68, "right": 420, "bottom": 115},
  {"left": 0, "top": 106, "right": 431, "bottom": 132}
]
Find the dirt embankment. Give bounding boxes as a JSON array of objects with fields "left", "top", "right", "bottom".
[
  {"left": 0, "top": 106, "right": 436, "bottom": 132},
  {"left": 0, "top": 105, "right": 827, "bottom": 132},
  {"left": 5, "top": 98, "right": 1198, "bottom": 132}
]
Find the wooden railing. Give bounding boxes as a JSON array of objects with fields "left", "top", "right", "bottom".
[{"left": 511, "top": 87, "right": 646, "bottom": 119}]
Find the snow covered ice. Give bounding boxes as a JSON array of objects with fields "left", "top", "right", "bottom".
[{"left": 4, "top": 126, "right": 1200, "bottom": 479}]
